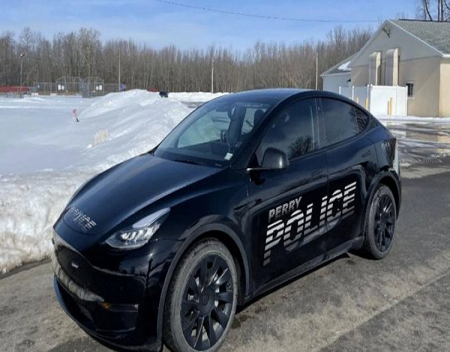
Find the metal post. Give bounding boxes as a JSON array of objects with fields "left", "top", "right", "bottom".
[
  {"left": 315, "top": 52, "right": 319, "bottom": 90},
  {"left": 19, "top": 52, "right": 25, "bottom": 97},
  {"left": 118, "top": 50, "right": 121, "bottom": 92},
  {"left": 211, "top": 56, "right": 214, "bottom": 94}
]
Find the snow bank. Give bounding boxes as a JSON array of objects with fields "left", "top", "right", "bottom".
[
  {"left": 0, "top": 170, "right": 93, "bottom": 271},
  {"left": 0, "top": 90, "right": 192, "bottom": 273},
  {"left": 77, "top": 90, "right": 191, "bottom": 167}
]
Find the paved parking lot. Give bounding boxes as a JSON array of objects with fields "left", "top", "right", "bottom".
[{"left": 1, "top": 122, "right": 450, "bottom": 352}]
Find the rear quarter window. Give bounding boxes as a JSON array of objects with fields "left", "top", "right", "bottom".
[
  {"left": 321, "top": 98, "right": 368, "bottom": 146},
  {"left": 355, "top": 107, "right": 370, "bottom": 132}
]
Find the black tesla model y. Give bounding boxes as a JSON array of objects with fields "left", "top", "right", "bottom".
[{"left": 53, "top": 89, "right": 401, "bottom": 352}]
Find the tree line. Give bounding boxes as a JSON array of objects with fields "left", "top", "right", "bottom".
[
  {"left": 418, "top": 0, "right": 450, "bottom": 21},
  {"left": 0, "top": 26, "right": 372, "bottom": 92}
]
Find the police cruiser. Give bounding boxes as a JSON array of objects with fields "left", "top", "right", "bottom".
[{"left": 53, "top": 89, "right": 401, "bottom": 352}]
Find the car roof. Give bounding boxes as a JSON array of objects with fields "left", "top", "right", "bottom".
[
  {"left": 216, "top": 88, "right": 310, "bottom": 105},
  {"left": 229, "top": 88, "right": 309, "bottom": 102},
  {"left": 211, "top": 89, "right": 364, "bottom": 113}
]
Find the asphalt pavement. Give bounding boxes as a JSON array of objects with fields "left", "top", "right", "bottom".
[{"left": 1, "top": 122, "right": 450, "bottom": 352}]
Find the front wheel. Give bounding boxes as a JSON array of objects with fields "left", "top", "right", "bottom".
[
  {"left": 163, "top": 239, "right": 238, "bottom": 352},
  {"left": 362, "top": 185, "right": 397, "bottom": 259}
]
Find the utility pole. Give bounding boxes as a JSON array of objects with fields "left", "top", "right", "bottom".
[
  {"left": 211, "top": 56, "right": 214, "bottom": 93},
  {"left": 118, "top": 50, "right": 121, "bottom": 92},
  {"left": 315, "top": 51, "right": 319, "bottom": 90},
  {"left": 19, "top": 52, "right": 25, "bottom": 97}
]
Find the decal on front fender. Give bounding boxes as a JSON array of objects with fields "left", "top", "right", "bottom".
[
  {"left": 263, "top": 182, "right": 357, "bottom": 266},
  {"left": 65, "top": 207, "right": 97, "bottom": 233}
]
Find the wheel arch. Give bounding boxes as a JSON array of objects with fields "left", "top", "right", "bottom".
[
  {"left": 156, "top": 223, "right": 250, "bottom": 344},
  {"left": 360, "top": 170, "right": 401, "bottom": 237},
  {"left": 377, "top": 171, "right": 401, "bottom": 217}
]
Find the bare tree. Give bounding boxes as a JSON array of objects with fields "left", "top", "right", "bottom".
[
  {"left": 417, "top": 0, "right": 450, "bottom": 20},
  {"left": 0, "top": 25, "right": 372, "bottom": 92},
  {"left": 424, "top": 0, "right": 433, "bottom": 20}
]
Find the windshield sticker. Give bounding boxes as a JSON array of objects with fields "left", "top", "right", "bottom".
[{"left": 224, "top": 153, "right": 233, "bottom": 160}]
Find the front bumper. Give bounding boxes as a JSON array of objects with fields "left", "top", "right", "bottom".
[
  {"left": 52, "top": 255, "right": 140, "bottom": 335},
  {"left": 53, "top": 277, "right": 161, "bottom": 351},
  {"left": 51, "top": 223, "right": 182, "bottom": 352}
]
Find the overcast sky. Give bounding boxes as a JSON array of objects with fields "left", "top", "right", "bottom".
[{"left": 1, "top": 0, "right": 416, "bottom": 49}]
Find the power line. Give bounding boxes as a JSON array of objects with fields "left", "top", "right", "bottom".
[{"left": 154, "top": 0, "right": 380, "bottom": 23}]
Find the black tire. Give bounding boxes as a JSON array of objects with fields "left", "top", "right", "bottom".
[
  {"left": 362, "top": 185, "right": 397, "bottom": 259},
  {"left": 163, "top": 239, "right": 238, "bottom": 352}
]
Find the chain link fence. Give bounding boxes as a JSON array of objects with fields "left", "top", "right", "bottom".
[{"left": 33, "top": 77, "right": 120, "bottom": 97}]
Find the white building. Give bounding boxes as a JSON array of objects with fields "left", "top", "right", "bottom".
[
  {"left": 322, "top": 19, "right": 450, "bottom": 117},
  {"left": 321, "top": 54, "right": 354, "bottom": 93}
]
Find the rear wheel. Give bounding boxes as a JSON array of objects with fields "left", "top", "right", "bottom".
[
  {"left": 163, "top": 239, "right": 238, "bottom": 352},
  {"left": 362, "top": 185, "right": 397, "bottom": 259}
]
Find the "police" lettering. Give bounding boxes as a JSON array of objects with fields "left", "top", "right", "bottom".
[{"left": 263, "top": 182, "right": 356, "bottom": 266}]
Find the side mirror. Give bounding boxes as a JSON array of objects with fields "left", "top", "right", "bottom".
[{"left": 248, "top": 148, "right": 289, "bottom": 172}]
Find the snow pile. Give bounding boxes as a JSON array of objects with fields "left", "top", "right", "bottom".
[
  {"left": 0, "top": 170, "right": 94, "bottom": 271},
  {"left": 77, "top": 90, "right": 191, "bottom": 167},
  {"left": 0, "top": 90, "right": 192, "bottom": 273}
]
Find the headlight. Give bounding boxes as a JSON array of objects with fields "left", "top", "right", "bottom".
[{"left": 105, "top": 208, "right": 170, "bottom": 250}]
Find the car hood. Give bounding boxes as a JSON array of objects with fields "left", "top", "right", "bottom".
[{"left": 63, "top": 154, "right": 221, "bottom": 236}]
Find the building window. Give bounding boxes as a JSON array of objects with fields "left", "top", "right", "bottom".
[{"left": 406, "top": 82, "right": 414, "bottom": 98}]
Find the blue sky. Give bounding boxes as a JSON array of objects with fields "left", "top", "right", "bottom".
[{"left": 0, "top": 0, "right": 416, "bottom": 50}]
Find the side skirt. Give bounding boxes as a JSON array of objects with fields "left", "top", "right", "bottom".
[{"left": 249, "top": 237, "right": 362, "bottom": 301}]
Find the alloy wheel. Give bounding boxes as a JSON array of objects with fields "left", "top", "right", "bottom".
[
  {"left": 181, "top": 254, "right": 234, "bottom": 351},
  {"left": 374, "top": 194, "right": 395, "bottom": 252}
]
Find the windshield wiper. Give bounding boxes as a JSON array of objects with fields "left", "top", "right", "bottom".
[
  {"left": 173, "top": 158, "right": 223, "bottom": 168},
  {"left": 173, "top": 159, "right": 202, "bottom": 166}
]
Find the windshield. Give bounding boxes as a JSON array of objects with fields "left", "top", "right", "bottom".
[{"left": 154, "top": 96, "right": 273, "bottom": 167}]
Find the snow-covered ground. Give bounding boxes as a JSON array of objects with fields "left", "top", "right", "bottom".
[
  {"left": 0, "top": 90, "right": 198, "bottom": 273},
  {"left": 378, "top": 115, "right": 450, "bottom": 124}
]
